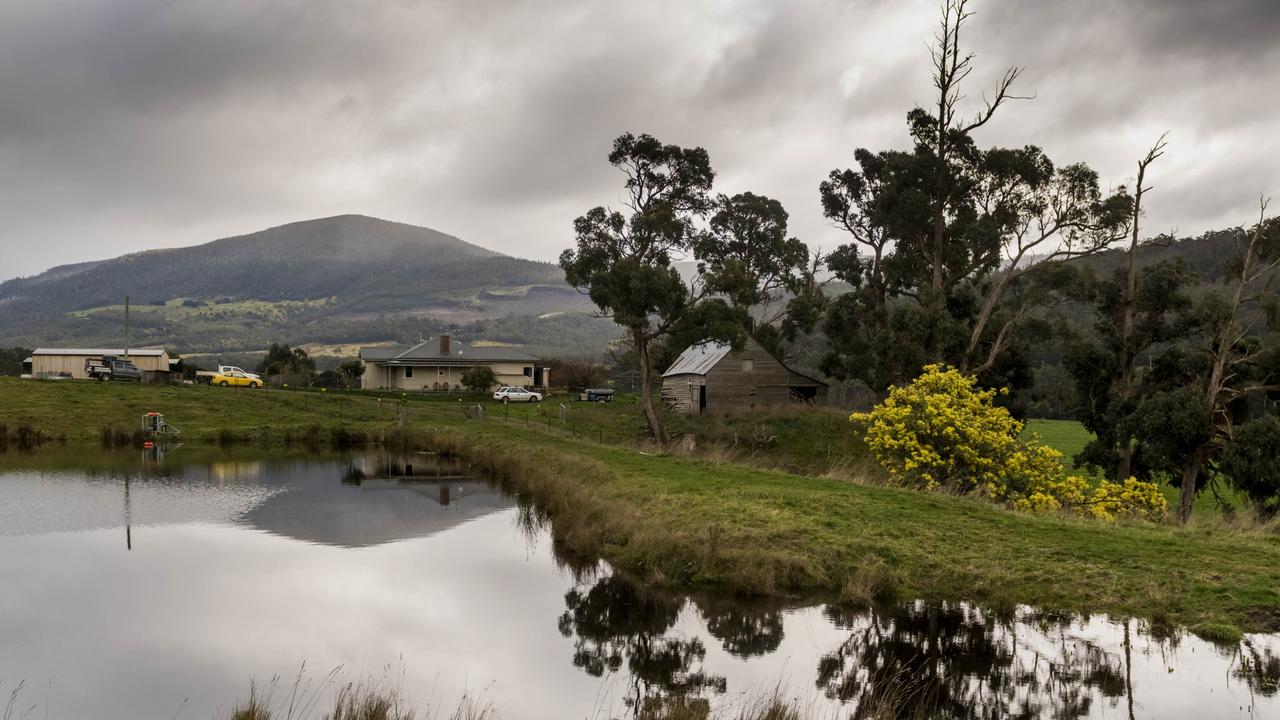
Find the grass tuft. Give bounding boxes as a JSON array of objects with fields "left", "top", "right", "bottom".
[
  {"left": 1190, "top": 622, "right": 1244, "bottom": 645},
  {"left": 839, "top": 557, "right": 899, "bottom": 606}
]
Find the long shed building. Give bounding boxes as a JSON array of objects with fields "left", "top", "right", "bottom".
[
  {"left": 661, "top": 337, "right": 827, "bottom": 415},
  {"left": 28, "top": 348, "right": 173, "bottom": 379}
]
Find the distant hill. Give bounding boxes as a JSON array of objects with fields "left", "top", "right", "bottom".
[
  {"left": 0, "top": 215, "right": 617, "bottom": 358},
  {"left": 1066, "top": 228, "right": 1238, "bottom": 283}
]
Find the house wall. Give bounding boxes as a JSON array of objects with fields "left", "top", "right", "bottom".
[
  {"left": 361, "top": 361, "right": 542, "bottom": 390},
  {"left": 702, "top": 341, "right": 795, "bottom": 413},
  {"left": 661, "top": 375, "right": 705, "bottom": 415},
  {"left": 663, "top": 338, "right": 826, "bottom": 415},
  {"left": 31, "top": 352, "right": 170, "bottom": 379}
]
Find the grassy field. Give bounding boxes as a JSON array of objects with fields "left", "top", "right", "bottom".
[
  {"left": 1024, "top": 418, "right": 1091, "bottom": 464},
  {"left": 2, "top": 377, "right": 1278, "bottom": 636}
]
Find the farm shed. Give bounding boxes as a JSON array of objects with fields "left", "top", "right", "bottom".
[
  {"left": 358, "top": 335, "right": 549, "bottom": 391},
  {"left": 661, "top": 336, "right": 827, "bottom": 415},
  {"left": 28, "top": 348, "right": 173, "bottom": 380}
]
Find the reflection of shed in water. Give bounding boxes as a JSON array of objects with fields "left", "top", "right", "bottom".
[{"left": 244, "top": 454, "right": 512, "bottom": 549}]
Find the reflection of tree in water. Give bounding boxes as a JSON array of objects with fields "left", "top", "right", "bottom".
[
  {"left": 558, "top": 574, "right": 726, "bottom": 714},
  {"left": 1237, "top": 639, "right": 1280, "bottom": 697},
  {"left": 816, "top": 602, "right": 1129, "bottom": 719},
  {"left": 697, "top": 598, "right": 786, "bottom": 658}
]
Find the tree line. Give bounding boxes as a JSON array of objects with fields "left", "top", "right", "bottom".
[{"left": 561, "top": 0, "right": 1280, "bottom": 522}]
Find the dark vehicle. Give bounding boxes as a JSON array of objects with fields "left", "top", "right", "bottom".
[
  {"left": 86, "top": 356, "right": 142, "bottom": 382},
  {"left": 581, "top": 388, "right": 615, "bottom": 403}
]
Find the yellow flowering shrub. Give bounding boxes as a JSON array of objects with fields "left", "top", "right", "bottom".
[
  {"left": 1086, "top": 477, "right": 1168, "bottom": 521},
  {"left": 853, "top": 365, "right": 1166, "bottom": 521}
]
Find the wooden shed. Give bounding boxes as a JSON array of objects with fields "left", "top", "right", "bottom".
[{"left": 660, "top": 337, "right": 827, "bottom": 415}]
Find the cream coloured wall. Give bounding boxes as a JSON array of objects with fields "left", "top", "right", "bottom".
[
  {"left": 360, "top": 361, "right": 543, "bottom": 390},
  {"left": 31, "top": 351, "right": 170, "bottom": 379}
]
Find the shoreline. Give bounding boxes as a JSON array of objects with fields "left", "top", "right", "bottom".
[{"left": 2, "top": 377, "right": 1279, "bottom": 636}]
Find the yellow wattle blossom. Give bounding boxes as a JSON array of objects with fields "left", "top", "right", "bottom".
[{"left": 853, "top": 365, "right": 1166, "bottom": 522}]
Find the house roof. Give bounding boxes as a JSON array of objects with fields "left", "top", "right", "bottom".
[
  {"left": 662, "top": 342, "right": 731, "bottom": 377},
  {"left": 661, "top": 337, "right": 828, "bottom": 386},
  {"left": 32, "top": 347, "right": 167, "bottom": 357},
  {"left": 360, "top": 340, "right": 539, "bottom": 365}
]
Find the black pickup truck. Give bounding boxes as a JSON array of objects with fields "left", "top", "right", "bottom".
[{"left": 85, "top": 356, "right": 142, "bottom": 382}]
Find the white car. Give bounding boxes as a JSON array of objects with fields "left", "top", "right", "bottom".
[
  {"left": 218, "top": 365, "right": 262, "bottom": 380},
  {"left": 492, "top": 386, "right": 542, "bottom": 403}
]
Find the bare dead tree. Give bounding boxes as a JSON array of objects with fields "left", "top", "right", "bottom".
[
  {"left": 1111, "top": 134, "right": 1168, "bottom": 482},
  {"left": 923, "top": 0, "right": 1029, "bottom": 302},
  {"left": 1176, "top": 198, "right": 1280, "bottom": 523}
]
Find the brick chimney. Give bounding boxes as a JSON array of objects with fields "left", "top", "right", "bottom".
[{"left": 439, "top": 334, "right": 451, "bottom": 355}]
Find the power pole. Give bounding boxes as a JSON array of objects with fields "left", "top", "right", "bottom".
[{"left": 124, "top": 295, "right": 131, "bottom": 359}]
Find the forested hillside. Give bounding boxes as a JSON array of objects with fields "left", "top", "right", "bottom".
[{"left": 0, "top": 215, "right": 617, "bottom": 356}]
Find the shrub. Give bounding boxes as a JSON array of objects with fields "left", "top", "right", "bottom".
[
  {"left": 461, "top": 365, "right": 498, "bottom": 392},
  {"left": 1217, "top": 415, "right": 1280, "bottom": 517},
  {"left": 852, "top": 365, "right": 1166, "bottom": 521}
]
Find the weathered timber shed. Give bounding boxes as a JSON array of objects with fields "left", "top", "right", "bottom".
[
  {"left": 660, "top": 336, "right": 827, "bottom": 415},
  {"left": 29, "top": 348, "right": 172, "bottom": 379}
]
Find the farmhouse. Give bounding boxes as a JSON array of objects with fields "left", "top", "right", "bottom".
[
  {"left": 661, "top": 336, "right": 827, "bottom": 415},
  {"left": 359, "top": 335, "right": 549, "bottom": 391},
  {"left": 27, "top": 347, "right": 174, "bottom": 379}
]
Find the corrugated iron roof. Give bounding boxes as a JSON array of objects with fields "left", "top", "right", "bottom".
[
  {"left": 32, "top": 347, "right": 167, "bottom": 356},
  {"left": 661, "top": 342, "right": 730, "bottom": 377},
  {"left": 360, "top": 341, "right": 539, "bottom": 363}
]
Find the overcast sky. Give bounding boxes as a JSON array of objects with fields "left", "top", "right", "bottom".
[{"left": 1, "top": 0, "right": 1277, "bottom": 282}]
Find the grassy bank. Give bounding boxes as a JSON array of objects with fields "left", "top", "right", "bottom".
[
  {"left": 3, "top": 377, "right": 1279, "bottom": 634},
  {"left": 416, "top": 419, "right": 1280, "bottom": 634},
  {"left": 0, "top": 377, "right": 407, "bottom": 445}
]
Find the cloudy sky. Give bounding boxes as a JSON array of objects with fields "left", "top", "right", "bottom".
[{"left": 1, "top": 0, "right": 1277, "bottom": 281}]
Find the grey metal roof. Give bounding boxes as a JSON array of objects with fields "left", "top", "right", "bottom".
[
  {"left": 32, "top": 347, "right": 167, "bottom": 356},
  {"left": 662, "top": 342, "right": 731, "bottom": 377},
  {"left": 360, "top": 340, "right": 539, "bottom": 364}
]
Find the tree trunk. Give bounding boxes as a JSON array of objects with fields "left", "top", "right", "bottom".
[
  {"left": 1113, "top": 446, "right": 1133, "bottom": 483},
  {"left": 1177, "top": 445, "right": 1205, "bottom": 524},
  {"left": 962, "top": 269, "right": 1016, "bottom": 372},
  {"left": 635, "top": 329, "right": 668, "bottom": 443},
  {"left": 1111, "top": 186, "right": 1141, "bottom": 484},
  {"left": 1111, "top": 138, "right": 1165, "bottom": 482}
]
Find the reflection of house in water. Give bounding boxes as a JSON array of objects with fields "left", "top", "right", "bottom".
[
  {"left": 243, "top": 453, "right": 512, "bottom": 549},
  {"left": 0, "top": 453, "right": 513, "bottom": 551}
]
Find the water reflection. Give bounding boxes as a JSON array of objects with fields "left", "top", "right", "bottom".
[
  {"left": 2, "top": 450, "right": 1279, "bottom": 719},
  {"left": 559, "top": 575, "right": 727, "bottom": 713},
  {"left": 1239, "top": 639, "right": 1280, "bottom": 697},
  {"left": 699, "top": 599, "right": 786, "bottom": 659},
  {"left": 815, "top": 602, "right": 1133, "bottom": 719},
  {"left": 245, "top": 453, "right": 509, "bottom": 547},
  {"left": 0, "top": 450, "right": 510, "bottom": 548},
  {"left": 552, "top": 569, "right": 1277, "bottom": 719}
]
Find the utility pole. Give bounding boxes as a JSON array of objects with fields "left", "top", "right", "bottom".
[{"left": 124, "top": 295, "right": 131, "bottom": 359}]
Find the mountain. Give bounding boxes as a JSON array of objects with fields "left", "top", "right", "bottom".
[{"left": 0, "top": 215, "right": 616, "bottom": 358}]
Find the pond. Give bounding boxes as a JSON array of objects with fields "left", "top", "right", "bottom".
[{"left": 0, "top": 448, "right": 1276, "bottom": 719}]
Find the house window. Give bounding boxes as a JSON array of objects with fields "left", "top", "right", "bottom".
[
  {"left": 742, "top": 359, "right": 754, "bottom": 372},
  {"left": 523, "top": 366, "right": 532, "bottom": 377},
  {"left": 404, "top": 367, "right": 413, "bottom": 379}
]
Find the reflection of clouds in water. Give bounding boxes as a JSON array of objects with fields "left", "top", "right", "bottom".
[
  {"left": 0, "top": 469, "right": 281, "bottom": 536},
  {"left": 0, "top": 456, "right": 512, "bottom": 548},
  {"left": 2, "top": 455, "right": 1280, "bottom": 720}
]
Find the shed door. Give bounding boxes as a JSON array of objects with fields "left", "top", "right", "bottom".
[{"left": 698, "top": 384, "right": 707, "bottom": 414}]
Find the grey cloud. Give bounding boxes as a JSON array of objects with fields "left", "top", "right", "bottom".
[{"left": 0, "top": 0, "right": 1277, "bottom": 281}]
